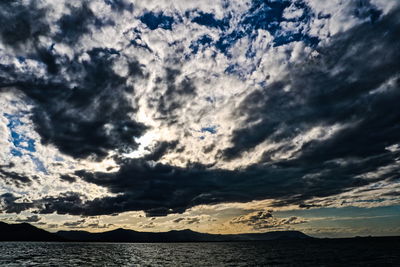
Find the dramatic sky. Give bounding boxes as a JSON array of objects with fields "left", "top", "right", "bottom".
[{"left": 0, "top": 0, "right": 399, "bottom": 238}]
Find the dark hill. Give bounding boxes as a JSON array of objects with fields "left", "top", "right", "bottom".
[
  {"left": 56, "top": 228, "right": 224, "bottom": 242},
  {"left": 56, "top": 228, "right": 312, "bottom": 242},
  {"left": 0, "top": 221, "right": 312, "bottom": 242},
  {"left": 0, "top": 221, "right": 63, "bottom": 241}
]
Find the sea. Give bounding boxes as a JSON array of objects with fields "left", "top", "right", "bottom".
[{"left": 0, "top": 238, "right": 399, "bottom": 266}]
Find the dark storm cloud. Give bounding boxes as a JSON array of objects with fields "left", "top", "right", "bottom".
[
  {"left": 144, "top": 140, "right": 179, "bottom": 161},
  {"left": 59, "top": 174, "right": 77, "bottom": 183},
  {"left": 0, "top": 163, "right": 35, "bottom": 186},
  {"left": 1, "top": 2, "right": 399, "bottom": 218},
  {"left": 222, "top": 7, "right": 400, "bottom": 161},
  {"left": 18, "top": 9, "right": 397, "bottom": 217},
  {"left": 352, "top": 0, "right": 382, "bottom": 23},
  {"left": 0, "top": 193, "right": 33, "bottom": 214},
  {"left": 22, "top": 159, "right": 258, "bottom": 216},
  {"left": 0, "top": 0, "right": 49, "bottom": 47},
  {"left": 1, "top": 47, "right": 147, "bottom": 159},
  {"left": 56, "top": 2, "right": 114, "bottom": 45},
  {"left": 31, "top": 49, "right": 148, "bottom": 159},
  {"left": 0, "top": 1, "right": 148, "bottom": 160},
  {"left": 37, "top": 192, "right": 88, "bottom": 215},
  {"left": 0, "top": 169, "right": 30, "bottom": 185},
  {"left": 26, "top": 152, "right": 385, "bottom": 217}
]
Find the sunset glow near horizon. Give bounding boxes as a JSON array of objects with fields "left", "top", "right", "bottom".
[{"left": 0, "top": 0, "right": 399, "bottom": 238}]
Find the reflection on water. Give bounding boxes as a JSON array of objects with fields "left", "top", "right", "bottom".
[{"left": 0, "top": 239, "right": 399, "bottom": 266}]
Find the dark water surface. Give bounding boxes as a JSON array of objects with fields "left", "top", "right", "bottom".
[{"left": 0, "top": 238, "right": 399, "bottom": 266}]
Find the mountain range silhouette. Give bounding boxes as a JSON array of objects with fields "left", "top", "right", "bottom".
[{"left": 0, "top": 222, "right": 311, "bottom": 242}]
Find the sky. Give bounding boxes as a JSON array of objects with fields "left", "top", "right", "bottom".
[{"left": 0, "top": 0, "right": 399, "bottom": 238}]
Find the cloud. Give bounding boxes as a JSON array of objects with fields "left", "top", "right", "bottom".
[
  {"left": 222, "top": 9, "right": 400, "bottom": 160},
  {"left": 144, "top": 140, "right": 179, "bottom": 161},
  {"left": 30, "top": 153, "right": 391, "bottom": 217},
  {"left": 0, "top": 193, "right": 33, "bottom": 214},
  {"left": 0, "top": 0, "right": 49, "bottom": 48},
  {"left": 59, "top": 174, "right": 76, "bottom": 183},
  {"left": 0, "top": 0, "right": 399, "bottom": 222},
  {"left": 173, "top": 217, "right": 201, "bottom": 225},
  {"left": 148, "top": 67, "right": 197, "bottom": 122},
  {"left": 1, "top": 47, "right": 148, "bottom": 160},
  {"left": 0, "top": 163, "right": 34, "bottom": 186},
  {"left": 63, "top": 219, "right": 86, "bottom": 228},
  {"left": 15, "top": 215, "right": 41, "bottom": 223},
  {"left": 230, "top": 211, "right": 307, "bottom": 230},
  {"left": 55, "top": 2, "right": 108, "bottom": 45},
  {"left": 103, "top": 0, "right": 133, "bottom": 13},
  {"left": 87, "top": 222, "right": 114, "bottom": 229},
  {"left": 1, "top": 1, "right": 149, "bottom": 161}
]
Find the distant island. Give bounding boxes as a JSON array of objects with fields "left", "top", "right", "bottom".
[{"left": 0, "top": 221, "right": 311, "bottom": 242}]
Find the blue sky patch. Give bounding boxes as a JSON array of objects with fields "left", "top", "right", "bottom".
[
  {"left": 140, "top": 12, "right": 175, "bottom": 30},
  {"left": 190, "top": 35, "right": 213, "bottom": 54},
  {"left": 4, "top": 113, "right": 47, "bottom": 174},
  {"left": 273, "top": 32, "right": 319, "bottom": 47},
  {"left": 4, "top": 113, "right": 36, "bottom": 154},
  {"left": 191, "top": 11, "right": 229, "bottom": 30},
  {"left": 17, "top": 56, "right": 25, "bottom": 63},
  {"left": 11, "top": 148, "right": 23, "bottom": 157},
  {"left": 214, "top": 0, "right": 319, "bottom": 55},
  {"left": 201, "top": 126, "right": 218, "bottom": 134}
]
